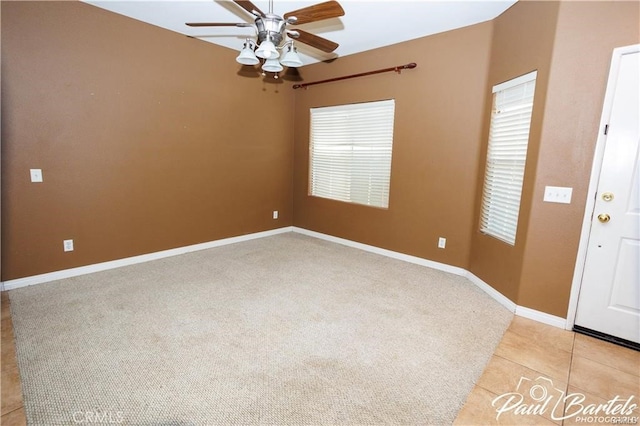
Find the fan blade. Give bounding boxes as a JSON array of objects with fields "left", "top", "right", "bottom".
[
  {"left": 284, "top": 1, "right": 344, "bottom": 25},
  {"left": 234, "top": 0, "right": 265, "bottom": 17},
  {"left": 186, "top": 22, "right": 253, "bottom": 27},
  {"left": 291, "top": 29, "right": 338, "bottom": 53}
]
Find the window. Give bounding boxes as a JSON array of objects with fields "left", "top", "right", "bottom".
[
  {"left": 309, "top": 99, "right": 395, "bottom": 208},
  {"left": 480, "top": 71, "right": 537, "bottom": 245}
]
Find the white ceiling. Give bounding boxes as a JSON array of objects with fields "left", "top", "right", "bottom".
[{"left": 83, "top": 0, "right": 517, "bottom": 66}]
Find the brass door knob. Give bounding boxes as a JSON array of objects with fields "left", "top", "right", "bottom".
[{"left": 598, "top": 213, "right": 611, "bottom": 223}]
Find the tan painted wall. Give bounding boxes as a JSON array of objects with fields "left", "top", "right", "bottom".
[
  {"left": 293, "top": 1, "right": 639, "bottom": 317},
  {"left": 293, "top": 23, "right": 494, "bottom": 268},
  {"left": 4, "top": 1, "right": 638, "bottom": 319},
  {"left": 468, "top": 1, "right": 560, "bottom": 303},
  {"left": 1, "top": 2, "right": 294, "bottom": 280},
  {"left": 517, "top": 1, "right": 640, "bottom": 317}
]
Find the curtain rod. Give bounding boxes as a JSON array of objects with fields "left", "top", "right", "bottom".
[{"left": 292, "top": 62, "right": 417, "bottom": 90}]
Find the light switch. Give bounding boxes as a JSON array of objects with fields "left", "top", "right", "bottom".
[
  {"left": 543, "top": 186, "right": 573, "bottom": 204},
  {"left": 30, "top": 169, "right": 43, "bottom": 183}
]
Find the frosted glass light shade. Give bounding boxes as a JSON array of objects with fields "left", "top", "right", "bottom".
[
  {"left": 255, "top": 39, "right": 278, "bottom": 59},
  {"left": 280, "top": 47, "right": 302, "bottom": 67},
  {"left": 262, "top": 57, "right": 283, "bottom": 72},
  {"left": 236, "top": 45, "right": 259, "bottom": 65}
]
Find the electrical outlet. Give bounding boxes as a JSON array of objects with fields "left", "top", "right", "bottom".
[
  {"left": 543, "top": 186, "right": 573, "bottom": 204},
  {"left": 273, "top": 210, "right": 278, "bottom": 219},
  {"left": 438, "top": 237, "right": 446, "bottom": 249},
  {"left": 63, "top": 239, "right": 74, "bottom": 252},
  {"left": 30, "top": 169, "right": 43, "bottom": 183}
]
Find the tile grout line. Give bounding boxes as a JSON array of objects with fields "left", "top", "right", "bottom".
[
  {"left": 569, "top": 340, "right": 640, "bottom": 378},
  {"left": 561, "top": 333, "right": 577, "bottom": 426},
  {"left": 1, "top": 405, "right": 24, "bottom": 419},
  {"left": 493, "top": 352, "right": 567, "bottom": 426}
]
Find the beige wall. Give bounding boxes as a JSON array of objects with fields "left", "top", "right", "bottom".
[
  {"left": 293, "top": 1, "right": 639, "bottom": 317},
  {"left": 468, "top": 1, "right": 560, "bottom": 304},
  {"left": 1, "top": 1, "right": 295, "bottom": 280},
  {"left": 3, "top": 1, "right": 639, "bottom": 319},
  {"left": 293, "top": 23, "right": 494, "bottom": 269},
  {"left": 517, "top": 1, "right": 640, "bottom": 316}
]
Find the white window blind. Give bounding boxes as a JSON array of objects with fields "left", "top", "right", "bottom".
[
  {"left": 480, "top": 71, "right": 537, "bottom": 245},
  {"left": 309, "top": 99, "right": 395, "bottom": 208}
]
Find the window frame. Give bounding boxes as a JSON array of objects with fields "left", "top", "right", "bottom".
[
  {"left": 479, "top": 70, "right": 538, "bottom": 245},
  {"left": 308, "top": 99, "right": 396, "bottom": 209}
]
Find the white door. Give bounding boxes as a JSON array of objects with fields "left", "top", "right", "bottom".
[{"left": 574, "top": 44, "right": 640, "bottom": 344}]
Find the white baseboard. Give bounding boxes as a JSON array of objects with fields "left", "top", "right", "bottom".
[
  {"left": 292, "top": 227, "right": 566, "bottom": 328},
  {"left": 2, "top": 225, "right": 566, "bottom": 330},
  {"left": 1, "top": 227, "right": 293, "bottom": 291},
  {"left": 464, "top": 272, "right": 517, "bottom": 313},
  {"left": 515, "top": 305, "right": 567, "bottom": 329},
  {"left": 292, "top": 227, "right": 468, "bottom": 276}
]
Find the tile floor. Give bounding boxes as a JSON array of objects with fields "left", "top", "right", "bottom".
[
  {"left": 1, "top": 292, "right": 26, "bottom": 425},
  {"left": 1, "top": 291, "right": 638, "bottom": 425},
  {"left": 454, "top": 316, "right": 640, "bottom": 425}
]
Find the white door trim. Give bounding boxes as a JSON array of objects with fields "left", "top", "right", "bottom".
[{"left": 565, "top": 43, "right": 640, "bottom": 331}]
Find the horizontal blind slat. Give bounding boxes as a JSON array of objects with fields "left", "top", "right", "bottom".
[
  {"left": 310, "top": 99, "right": 395, "bottom": 209},
  {"left": 480, "top": 74, "right": 536, "bottom": 246}
]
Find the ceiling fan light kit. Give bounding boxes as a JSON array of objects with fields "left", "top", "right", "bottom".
[
  {"left": 254, "top": 36, "right": 279, "bottom": 59},
  {"left": 262, "top": 57, "right": 284, "bottom": 73},
  {"left": 236, "top": 40, "right": 260, "bottom": 65},
  {"left": 187, "top": 0, "right": 344, "bottom": 78},
  {"left": 280, "top": 45, "right": 304, "bottom": 68}
]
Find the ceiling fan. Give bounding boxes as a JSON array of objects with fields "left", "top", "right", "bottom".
[{"left": 186, "top": 0, "right": 345, "bottom": 75}]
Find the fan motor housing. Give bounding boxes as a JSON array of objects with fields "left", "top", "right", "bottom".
[{"left": 255, "top": 14, "right": 286, "bottom": 46}]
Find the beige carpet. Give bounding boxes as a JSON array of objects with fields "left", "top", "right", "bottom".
[{"left": 9, "top": 232, "right": 512, "bottom": 425}]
